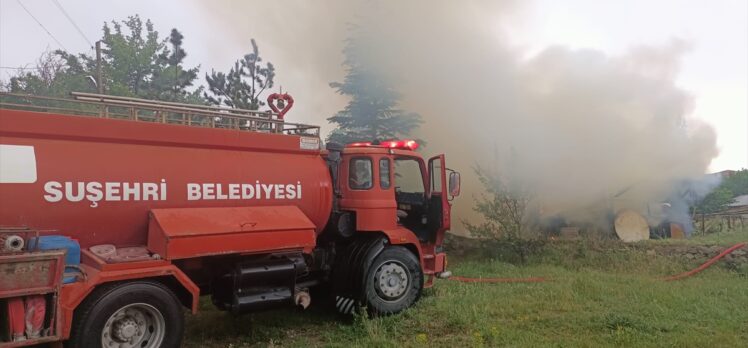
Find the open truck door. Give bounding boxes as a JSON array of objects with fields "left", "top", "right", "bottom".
[{"left": 427, "top": 155, "right": 451, "bottom": 244}]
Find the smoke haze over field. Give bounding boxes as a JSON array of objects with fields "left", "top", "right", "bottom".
[{"left": 202, "top": 1, "right": 719, "bottom": 232}]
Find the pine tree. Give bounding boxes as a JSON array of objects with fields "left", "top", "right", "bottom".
[
  {"left": 204, "top": 39, "right": 275, "bottom": 110},
  {"left": 151, "top": 29, "right": 201, "bottom": 102},
  {"left": 326, "top": 32, "right": 422, "bottom": 144}
]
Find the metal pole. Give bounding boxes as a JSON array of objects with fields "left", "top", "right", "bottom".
[
  {"left": 701, "top": 213, "right": 705, "bottom": 235},
  {"left": 96, "top": 41, "right": 103, "bottom": 94},
  {"left": 174, "top": 42, "right": 179, "bottom": 98}
]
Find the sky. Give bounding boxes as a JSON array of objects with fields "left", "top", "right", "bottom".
[{"left": 0, "top": 0, "right": 746, "bottom": 172}]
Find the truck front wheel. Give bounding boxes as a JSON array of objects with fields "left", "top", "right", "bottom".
[
  {"left": 364, "top": 246, "right": 423, "bottom": 315},
  {"left": 67, "top": 280, "right": 184, "bottom": 348}
]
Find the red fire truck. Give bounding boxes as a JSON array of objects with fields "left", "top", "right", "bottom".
[{"left": 0, "top": 92, "right": 459, "bottom": 347}]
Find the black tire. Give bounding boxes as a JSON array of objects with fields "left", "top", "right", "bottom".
[
  {"left": 66, "top": 280, "right": 184, "bottom": 348},
  {"left": 364, "top": 246, "right": 423, "bottom": 315}
]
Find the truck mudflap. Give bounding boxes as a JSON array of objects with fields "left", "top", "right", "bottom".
[{"left": 58, "top": 260, "right": 199, "bottom": 339}]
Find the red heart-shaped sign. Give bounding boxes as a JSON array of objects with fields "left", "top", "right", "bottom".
[{"left": 267, "top": 93, "right": 294, "bottom": 120}]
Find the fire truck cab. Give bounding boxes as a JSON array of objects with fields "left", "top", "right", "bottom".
[{"left": 326, "top": 140, "right": 460, "bottom": 314}]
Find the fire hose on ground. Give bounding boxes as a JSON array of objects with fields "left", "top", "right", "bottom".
[{"left": 447, "top": 242, "right": 747, "bottom": 284}]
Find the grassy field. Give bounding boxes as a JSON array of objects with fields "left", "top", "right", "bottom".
[{"left": 184, "top": 228, "right": 748, "bottom": 347}]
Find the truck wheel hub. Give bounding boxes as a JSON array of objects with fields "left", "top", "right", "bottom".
[
  {"left": 114, "top": 319, "right": 139, "bottom": 340},
  {"left": 375, "top": 262, "right": 409, "bottom": 300},
  {"left": 102, "top": 303, "right": 166, "bottom": 348}
]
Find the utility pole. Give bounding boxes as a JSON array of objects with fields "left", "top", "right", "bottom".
[
  {"left": 174, "top": 41, "right": 179, "bottom": 98},
  {"left": 96, "top": 40, "right": 103, "bottom": 94}
]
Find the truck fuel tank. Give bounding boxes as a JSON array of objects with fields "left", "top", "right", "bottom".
[{"left": 212, "top": 256, "right": 306, "bottom": 314}]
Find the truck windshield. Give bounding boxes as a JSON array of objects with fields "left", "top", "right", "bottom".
[
  {"left": 394, "top": 157, "right": 427, "bottom": 234},
  {"left": 394, "top": 158, "right": 424, "bottom": 196}
]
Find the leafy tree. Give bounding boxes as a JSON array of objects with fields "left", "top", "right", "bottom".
[
  {"left": 463, "top": 150, "right": 544, "bottom": 264},
  {"left": 5, "top": 15, "right": 202, "bottom": 104},
  {"left": 204, "top": 39, "right": 275, "bottom": 110},
  {"left": 98, "top": 15, "right": 164, "bottom": 97},
  {"left": 687, "top": 169, "right": 747, "bottom": 216},
  {"left": 326, "top": 32, "right": 422, "bottom": 144},
  {"left": 100, "top": 16, "right": 202, "bottom": 101},
  {"left": 694, "top": 186, "right": 735, "bottom": 214},
  {"left": 6, "top": 50, "right": 95, "bottom": 97},
  {"left": 464, "top": 166, "right": 533, "bottom": 241},
  {"left": 463, "top": 165, "right": 544, "bottom": 264},
  {"left": 2, "top": 50, "right": 99, "bottom": 115},
  {"left": 721, "top": 169, "right": 748, "bottom": 197}
]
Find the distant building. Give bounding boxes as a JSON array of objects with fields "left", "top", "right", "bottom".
[
  {"left": 728, "top": 194, "right": 748, "bottom": 207},
  {"left": 713, "top": 169, "right": 737, "bottom": 178},
  {"left": 724, "top": 194, "right": 748, "bottom": 215}
]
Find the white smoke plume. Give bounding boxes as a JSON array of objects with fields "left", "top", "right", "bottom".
[{"left": 198, "top": 1, "right": 718, "bottom": 234}]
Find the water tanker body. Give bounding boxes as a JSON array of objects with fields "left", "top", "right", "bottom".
[
  {"left": 0, "top": 92, "right": 456, "bottom": 348},
  {"left": 0, "top": 109, "right": 333, "bottom": 247}
]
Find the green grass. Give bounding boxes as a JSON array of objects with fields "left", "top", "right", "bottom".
[{"left": 184, "top": 229, "right": 748, "bottom": 347}]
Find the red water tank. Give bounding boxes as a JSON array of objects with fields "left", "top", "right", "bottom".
[{"left": 0, "top": 109, "right": 333, "bottom": 247}]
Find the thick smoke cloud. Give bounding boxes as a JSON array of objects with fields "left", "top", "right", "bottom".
[{"left": 199, "top": 1, "right": 718, "bottom": 234}]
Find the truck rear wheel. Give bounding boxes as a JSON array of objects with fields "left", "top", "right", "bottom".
[
  {"left": 364, "top": 246, "right": 423, "bottom": 315},
  {"left": 67, "top": 280, "right": 184, "bottom": 348}
]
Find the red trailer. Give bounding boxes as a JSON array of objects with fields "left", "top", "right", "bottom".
[{"left": 0, "top": 92, "right": 459, "bottom": 347}]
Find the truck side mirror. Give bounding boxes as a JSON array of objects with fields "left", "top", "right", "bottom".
[{"left": 448, "top": 171, "right": 461, "bottom": 197}]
